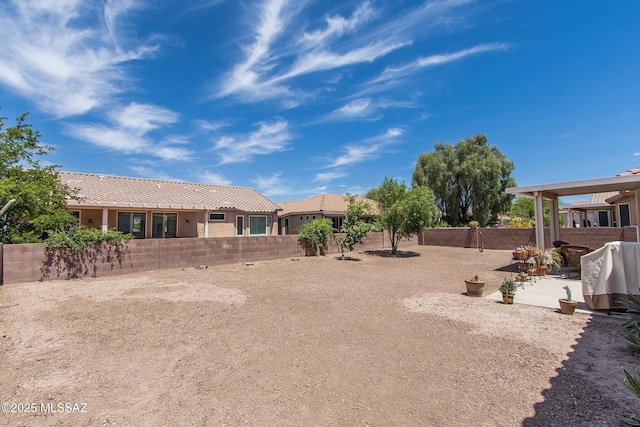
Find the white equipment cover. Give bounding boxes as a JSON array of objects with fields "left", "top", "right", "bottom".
[{"left": 582, "top": 241, "right": 640, "bottom": 310}]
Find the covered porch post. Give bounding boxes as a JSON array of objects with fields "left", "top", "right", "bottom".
[
  {"left": 533, "top": 191, "right": 546, "bottom": 251},
  {"left": 636, "top": 189, "right": 640, "bottom": 242},
  {"left": 101, "top": 208, "right": 108, "bottom": 233},
  {"left": 549, "top": 196, "right": 560, "bottom": 244}
]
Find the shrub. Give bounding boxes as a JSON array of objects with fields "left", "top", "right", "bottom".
[
  {"left": 297, "top": 219, "right": 333, "bottom": 256},
  {"left": 41, "top": 226, "right": 132, "bottom": 279}
]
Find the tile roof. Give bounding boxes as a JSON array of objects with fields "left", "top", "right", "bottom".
[
  {"left": 60, "top": 171, "right": 280, "bottom": 212},
  {"left": 278, "top": 194, "right": 378, "bottom": 216},
  {"left": 619, "top": 167, "right": 640, "bottom": 176},
  {"left": 590, "top": 191, "right": 618, "bottom": 204}
]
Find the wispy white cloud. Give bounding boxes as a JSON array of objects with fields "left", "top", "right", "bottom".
[
  {"left": 327, "top": 127, "right": 404, "bottom": 168},
  {"left": 0, "top": 0, "right": 158, "bottom": 117},
  {"left": 194, "top": 119, "right": 231, "bottom": 132},
  {"left": 367, "top": 43, "right": 510, "bottom": 86},
  {"left": 129, "top": 165, "right": 182, "bottom": 181},
  {"left": 336, "top": 98, "right": 375, "bottom": 118},
  {"left": 253, "top": 172, "right": 290, "bottom": 197},
  {"left": 198, "top": 171, "right": 232, "bottom": 186},
  {"left": 216, "top": 0, "right": 483, "bottom": 104},
  {"left": 300, "top": 2, "right": 374, "bottom": 48},
  {"left": 213, "top": 119, "right": 292, "bottom": 164},
  {"left": 66, "top": 103, "right": 191, "bottom": 161},
  {"left": 313, "top": 171, "right": 348, "bottom": 182},
  {"left": 321, "top": 97, "right": 417, "bottom": 122}
]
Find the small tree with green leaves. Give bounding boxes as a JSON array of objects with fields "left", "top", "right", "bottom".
[
  {"left": 297, "top": 218, "right": 333, "bottom": 256},
  {"left": 0, "top": 111, "right": 79, "bottom": 243},
  {"left": 366, "top": 177, "right": 437, "bottom": 254},
  {"left": 336, "top": 194, "right": 372, "bottom": 259}
]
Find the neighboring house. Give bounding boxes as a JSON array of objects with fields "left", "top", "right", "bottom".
[
  {"left": 60, "top": 172, "right": 280, "bottom": 238},
  {"left": 561, "top": 167, "right": 640, "bottom": 228},
  {"left": 277, "top": 194, "right": 378, "bottom": 235}
]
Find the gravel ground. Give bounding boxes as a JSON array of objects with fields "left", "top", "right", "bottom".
[{"left": 0, "top": 245, "right": 638, "bottom": 426}]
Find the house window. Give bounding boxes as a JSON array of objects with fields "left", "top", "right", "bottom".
[
  {"left": 619, "top": 204, "right": 631, "bottom": 227},
  {"left": 249, "top": 216, "right": 267, "bottom": 235},
  {"left": 209, "top": 212, "right": 226, "bottom": 221},
  {"left": 117, "top": 212, "right": 146, "bottom": 239},
  {"left": 312, "top": 215, "right": 316, "bottom": 219},
  {"left": 70, "top": 211, "right": 80, "bottom": 224},
  {"left": 300, "top": 216, "right": 303, "bottom": 220},
  {"left": 152, "top": 213, "right": 177, "bottom": 238},
  {"left": 236, "top": 216, "right": 244, "bottom": 236},
  {"left": 283, "top": 218, "right": 289, "bottom": 235},
  {"left": 597, "top": 211, "right": 610, "bottom": 227},
  {"left": 331, "top": 217, "right": 343, "bottom": 230}
]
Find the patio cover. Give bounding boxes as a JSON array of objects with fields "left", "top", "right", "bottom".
[{"left": 506, "top": 174, "right": 640, "bottom": 251}]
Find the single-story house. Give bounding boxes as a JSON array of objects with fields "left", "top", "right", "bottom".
[
  {"left": 561, "top": 168, "right": 640, "bottom": 228},
  {"left": 60, "top": 172, "right": 280, "bottom": 238},
  {"left": 277, "top": 194, "right": 378, "bottom": 234}
]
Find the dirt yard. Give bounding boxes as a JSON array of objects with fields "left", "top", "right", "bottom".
[{"left": 0, "top": 245, "right": 637, "bottom": 426}]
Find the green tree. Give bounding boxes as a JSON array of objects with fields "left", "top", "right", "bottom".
[
  {"left": 0, "top": 112, "right": 78, "bottom": 243},
  {"left": 336, "top": 194, "right": 371, "bottom": 259},
  {"left": 509, "top": 196, "right": 565, "bottom": 227},
  {"left": 412, "top": 134, "right": 515, "bottom": 227},
  {"left": 366, "top": 177, "right": 437, "bottom": 254},
  {"left": 297, "top": 218, "right": 333, "bottom": 256}
]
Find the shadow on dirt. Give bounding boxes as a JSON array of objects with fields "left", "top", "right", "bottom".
[
  {"left": 522, "top": 315, "right": 635, "bottom": 426},
  {"left": 364, "top": 250, "right": 420, "bottom": 258},
  {"left": 333, "top": 256, "right": 362, "bottom": 262}
]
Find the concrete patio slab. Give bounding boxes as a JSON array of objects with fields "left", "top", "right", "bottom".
[{"left": 486, "top": 274, "right": 599, "bottom": 315}]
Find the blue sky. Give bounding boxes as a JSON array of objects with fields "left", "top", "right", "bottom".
[{"left": 0, "top": 0, "right": 638, "bottom": 203}]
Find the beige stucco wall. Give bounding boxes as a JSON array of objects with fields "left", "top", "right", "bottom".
[
  {"left": 69, "top": 207, "right": 277, "bottom": 238},
  {"left": 282, "top": 213, "right": 324, "bottom": 234}
]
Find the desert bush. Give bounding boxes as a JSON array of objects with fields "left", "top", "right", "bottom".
[
  {"left": 297, "top": 219, "right": 333, "bottom": 256},
  {"left": 41, "top": 226, "right": 132, "bottom": 279}
]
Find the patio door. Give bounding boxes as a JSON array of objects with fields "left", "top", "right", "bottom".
[
  {"left": 619, "top": 204, "right": 631, "bottom": 227},
  {"left": 152, "top": 213, "right": 177, "bottom": 238},
  {"left": 117, "top": 212, "right": 146, "bottom": 239}
]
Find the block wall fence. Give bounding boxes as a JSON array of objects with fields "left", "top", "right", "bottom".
[
  {"left": 0, "top": 231, "right": 408, "bottom": 285},
  {"left": 418, "top": 226, "right": 638, "bottom": 250}
]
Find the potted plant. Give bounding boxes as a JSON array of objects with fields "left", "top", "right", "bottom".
[
  {"left": 559, "top": 285, "right": 578, "bottom": 315},
  {"left": 535, "top": 249, "right": 562, "bottom": 276},
  {"left": 512, "top": 245, "right": 527, "bottom": 260},
  {"left": 464, "top": 274, "right": 485, "bottom": 297},
  {"left": 499, "top": 278, "right": 517, "bottom": 304},
  {"left": 526, "top": 243, "right": 538, "bottom": 257}
]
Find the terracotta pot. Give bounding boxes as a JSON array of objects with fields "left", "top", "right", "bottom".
[
  {"left": 465, "top": 280, "right": 485, "bottom": 297},
  {"left": 502, "top": 293, "right": 515, "bottom": 304},
  {"left": 536, "top": 265, "right": 547, "bottom": 276},
  {"left": 528, "top": 248, "right": 537, "bottom": 257},
  {"left": 559, "top": 299, "right": 578, "bottom": 315}
]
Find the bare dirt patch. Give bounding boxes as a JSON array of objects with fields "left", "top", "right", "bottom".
[{"left": 0, "top": 245, "right": 637, "bottom": 426}]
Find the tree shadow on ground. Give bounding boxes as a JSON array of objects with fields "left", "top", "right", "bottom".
[
  {"left": 363, "top": 250, "right": 420, "bottom": 258},
  {"left": 333, "top": 256, "right": 362, "bottom": 262},
  {"left": 521, "top": 315, "right": 636, "bottom": 426}
]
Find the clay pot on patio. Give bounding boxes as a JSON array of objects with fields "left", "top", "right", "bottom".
[
  {"left": 502, "top": 294, "right": 515, "bottom": 304},
  {"left": 536, "top": 265, "right": 547, "bottom": 276},
  {"left": 464, "top": 279, "right": 485, "bottom": 297},
  {"left": 559, "top": 299, "right": 578, "bottom": 315}
]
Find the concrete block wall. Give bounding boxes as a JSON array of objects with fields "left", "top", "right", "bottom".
[
  {"left": 418, "top": 227, "right": 636, "bottom": 251},
  {"left": 1, "top": 231, "right": 412, "bottom": 285}
]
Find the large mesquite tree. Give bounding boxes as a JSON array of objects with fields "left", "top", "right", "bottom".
[{"left": 412, "top": 134, "right": 515, "bottom": 227}]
